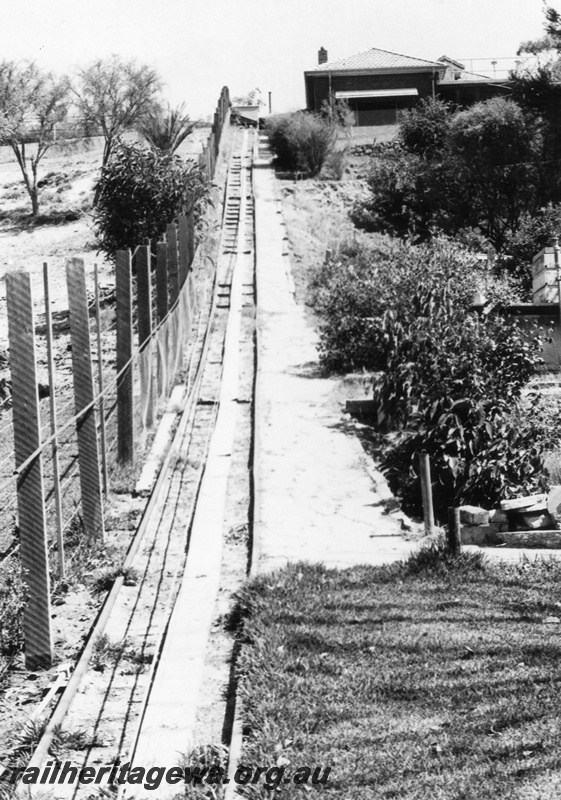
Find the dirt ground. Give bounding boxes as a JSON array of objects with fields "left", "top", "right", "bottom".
[{"left": 277, "top": 142, "right": 375, "bottom": 307}]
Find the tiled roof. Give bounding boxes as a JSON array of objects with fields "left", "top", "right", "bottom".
[
  {"left": 308, "top": 47, "right": 443, "bottom": 73},
  {"left": 439, "top": 70, "right": 500, "bottom": 84}
]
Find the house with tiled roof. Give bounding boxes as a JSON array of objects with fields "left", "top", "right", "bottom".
[
  {"left": 304, "top": 47, "right": 510, "bottom": 126},
  {"left": 436, "top": 55, "right": 509, "bottom": 106}
]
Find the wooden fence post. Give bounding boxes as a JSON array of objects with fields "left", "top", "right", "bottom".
[
  {"left": 156, "top": 240, "right": 169, "bottom": 323},
  {"left": 167, "top": 223, "right": 179, "bottom": 307},
  {"left": 94, "top": 264, "right": 109, "bottom": 496},
  {"left": 155, "top": 240, "right": 168, "bottom": 399},
  {"left": 43, "top": 263, "right": 65, "bottom": 577},
  {"left": 66, "top": 258, "right": 105, "bottom": 540},
  {"left": 115, "top": 250, "right": 134, "bottom": 463},
  {"left": 187, "top": 209, "right": 195, "bottom": 269},
  {"left": 178, "top": 214, "right": 190, "bottom": 289},
  {"left": 136, "top": 245, "right": 152, "bottom": 348},
  {"left": 419, "top": 452, "right": 435, "bottom": 536},
  {"left": 447, "top": 507, "right": 462, "bottom": 555},
  {"left": 6, "top": 271, "right": 53, "bottom": 670},
  {"left": 136, "top": 245, "right": 154, "bottom": 429}
]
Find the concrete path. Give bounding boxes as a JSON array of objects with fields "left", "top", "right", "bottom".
[{"left": 252, "top": 155, "right": 421, "bottom": 573}]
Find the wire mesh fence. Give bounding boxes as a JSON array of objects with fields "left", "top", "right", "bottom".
[
  {"left": 2, "top": 215, "right": 210, "bottom": 668},
  {"left": 0, "top": 85, "right": 231, "bottom": 670}
]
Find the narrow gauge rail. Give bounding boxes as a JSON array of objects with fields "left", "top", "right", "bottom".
[{"left": 19, "top": 127, "right": 256, "bottom": 798}]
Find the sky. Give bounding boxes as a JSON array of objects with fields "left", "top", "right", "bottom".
[{"left": 0, "top": 0, "right": 551, "bottom": 118}]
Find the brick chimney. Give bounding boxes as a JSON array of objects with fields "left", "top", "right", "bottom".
[{"left": 318, "top": 47, "right": 328, "bottom": 65}]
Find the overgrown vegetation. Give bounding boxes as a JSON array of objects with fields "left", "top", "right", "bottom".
[
  {"left": 313, "top": 237, "right": 510, "bottom": 372},
  {"left": 90, "top": 633, "right": 126, "bottom": 672},
  {"left": 266, "top": 111, "right": 338, "bottom": 176},
  {"left": 308, "top": 7, "right": 561, "bottom": 516},
  {"left": 352, "top": 97, "right": 541, "bottom": 258},
  {"left": 314, "top": 236, "right": 548, "bottom": 517},
  {"left": 177, "top": 743, "right": 229, "bottom": 800},
  {"left": 93, "top": 139, "right": 208, "bottom": 258},
  {"left": 352, "top": 59, "right": 561, "bottom": 286},
  {"left": 237, "top": 559, "right": 561, "bottom": 799}
]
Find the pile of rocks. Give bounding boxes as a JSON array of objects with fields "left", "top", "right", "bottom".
[
  {"left": 460, "top": 489, "right": 561, "bottom": 547},
  {"left": 458, "top": 505, "right": 509, "bottom": 546}
]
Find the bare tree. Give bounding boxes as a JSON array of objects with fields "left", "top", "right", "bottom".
[
  {"left": 0, "top": 60, "right": 69, "bottom": 216},
  {"left": 73, "top": 55, "right": 162, "bottom": 166}
]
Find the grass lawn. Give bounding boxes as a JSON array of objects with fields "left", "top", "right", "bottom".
[{"left": 236, "top": 548, "right": 561, "bottom": 799}]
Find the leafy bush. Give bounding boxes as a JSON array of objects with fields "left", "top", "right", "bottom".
[
  {"left": 350, "top": 146, "right": 428, "bottom": 236},
  {"left": 265, "top": 111, "right": 337, "bottom": 176},
  {"left": 373, "top": 287, "right": 538, "bottom": 431},
  {"left": 313, "top": 237, "right": 509, "bottom": 372},
  {"left": 398, "top": 97, "right": 454, "bottom": 158},
  {"left": 375, "top": 287, "right": 545, "bottom": 517},
  {"left": 313, "top": 237, "right": 545, "bottom": 518},
  {"left": 354, "top": 97, "right": 540, "bottom": 253},
  {"left": 446, "top": 98, "right": 537, "bottom": 249},
  {"left": 499, "top": 203, "right": 561, "bottom": 295},
  {"left": 93, "top": 140, "right": 208, "bottom": 258}
]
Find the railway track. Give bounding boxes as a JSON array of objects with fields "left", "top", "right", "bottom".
[{"left": 15, "top": 127, "right": 256, "bottom": 798}]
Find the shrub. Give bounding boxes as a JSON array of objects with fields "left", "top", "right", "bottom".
[
  {"left": 137, "top": 102, "right": 197, "bottom": 153},
  {"left": 398, "top": 97, "right": 454, "bottom": 158},
  {"left": 93, "top": 140, "right": 208, "bottom": 259},
  {"left": 374, "top": 284, "right": 544, "bottom": 518},
  {"left": 498, "top": 203, "right": 561, "bottom": 295},
  {"left": 384, "top": 395, "right": 548, "bottom": 519},
  {"left": 350, "top": 144, "right": 450, "bottom": 239},
  {"left": 312, "top": 237, "right": 545, "bottom": 518},
  {"left": 323, "top": 144, "right": 350, "bottom": 180},
  {"left": 265, "top": 111, "right": 337, "bottom": 176},
  {"left": 373, "top": 286, "right": 538, "bottom": 431},
  {"left": 353, "top": 97, "right": 541, "bottom": 251},
  {"left": 445, "top": 98, "right": 538, "bottom": 249},
  {"left": 313, "top": 237, "right": 500, "bottom": 372},
  {"left": 320, "top": 97, "right": 355, "bottom": 130}
]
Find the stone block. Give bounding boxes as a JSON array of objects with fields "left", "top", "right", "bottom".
[
  {"left": 488, "top": 509, "right": 508, "bottom": 524},
  {"left": 497, "top": 530, "right": 561, "bottom": 548},
  {"left": 500, "top": 494, "right": 547, "bottom": 512},
  {"left": 506, "top": 508, "right": 554, "bottom": 531},
  {"left": 519, "top": 511, "right": 553, "bottom": 530},
  {"left": 459, "top": 505, "right": 489, "bottom": 525},
  {"left": 548, "top": 485, "right": 561, "bottom": 530},
  {"left": 460, "top": 523, "right": 503, "bottom": 546}
]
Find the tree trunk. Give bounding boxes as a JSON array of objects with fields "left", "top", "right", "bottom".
[
  {"left": 102, "top": 137, "right": 113, "bottom": 167},
  {"left": 31, "top": 161, "right": 39, "bottom": 217},
  {"left": 11, "top": 141, "right": 38, "bottom": 216},
  {"left": 31, "top": 189, "right": 39, "bottom": 217}
]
